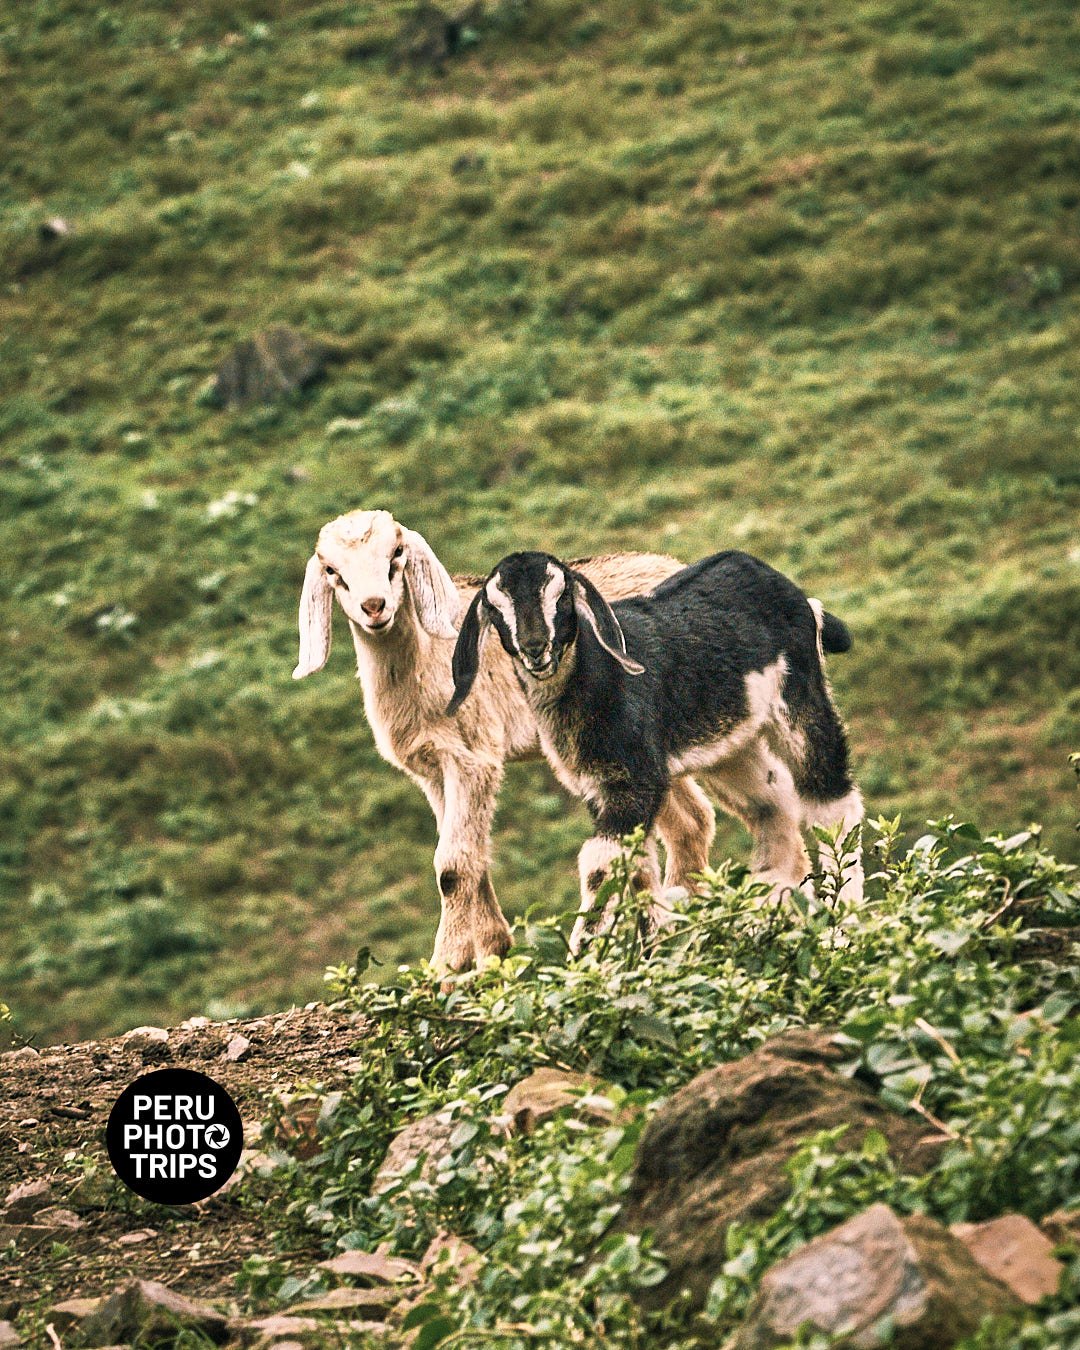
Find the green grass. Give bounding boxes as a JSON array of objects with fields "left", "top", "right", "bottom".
[{"left": 2, "top": 0, "right": 1079, "bottom": 1042}]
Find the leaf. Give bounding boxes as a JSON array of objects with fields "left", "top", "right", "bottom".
[
  {"left": 449, "top": 1119, "right": 479, "bottom": 1149},
  {"left": 925, "top": 928, "right": 970, "bottom": 955},
  {"left": 626, "top": 1012, "right": 678, "bottom": 1048},
  {"left": 401, "top": 1301, "right": 446, "bottom": 1331},
  {"left": 414, "top": 1315, "right": 458, "bottom": 1349}
]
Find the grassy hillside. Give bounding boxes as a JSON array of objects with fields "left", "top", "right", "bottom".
[{"left": 2, "top": 0, "right": 1078, "bottom": 1043}]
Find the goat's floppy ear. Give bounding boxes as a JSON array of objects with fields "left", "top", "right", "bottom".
[
  {"left": 446, "top": 587, "right": 490, "bottom": 715},
  {"left": 402, "top": 527, "right": 461, "bottom": 639},
  {"left": 293, "top": 554, "right": 333, "bottom": 679},
  {"left": 571, "top": 572, "right": 645, "bottom": 675}
]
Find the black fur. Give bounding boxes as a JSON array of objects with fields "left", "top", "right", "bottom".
[{"left": 449, "top": 550, "right": 855, "bottom": 841}]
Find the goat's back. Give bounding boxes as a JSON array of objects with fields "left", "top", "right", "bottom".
[{"left": 454, "top": 551, "right": 684, "bottom": 603}]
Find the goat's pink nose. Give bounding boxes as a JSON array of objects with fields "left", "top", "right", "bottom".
[{"left": 361, "top": 596, "right": 386, "bottom": 617}]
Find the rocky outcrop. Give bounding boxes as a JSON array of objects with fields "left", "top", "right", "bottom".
[
  {"left": 620, "top": 1030, "right": 942, "bottom": 1309},
  {"left": 734, "top": 1204, "right": 1019, "bottom": 1350},
  {"left": 208, "top": 327, "right": 330, "bottom": 409}
]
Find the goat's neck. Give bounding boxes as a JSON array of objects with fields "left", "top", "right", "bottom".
[{"left": 347, "top": 601, "right": 444, "bottom": 718}]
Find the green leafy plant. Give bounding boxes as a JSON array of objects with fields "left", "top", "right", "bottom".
[{"left": 237, "top": 820, "right": 1079, "bottom": 1346}]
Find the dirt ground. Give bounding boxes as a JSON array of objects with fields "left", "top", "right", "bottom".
[{"left": 0, "top": 1004, "right": 365, "bottom": 1323}]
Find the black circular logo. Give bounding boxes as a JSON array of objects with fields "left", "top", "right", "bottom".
[{"left": 106, "top": 1069, "right": 243, "bottom": 1204}]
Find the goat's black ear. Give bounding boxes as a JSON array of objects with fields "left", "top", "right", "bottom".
[
  {"left": 447, "top": 587, "right": 490, "bottom": 715},
  {"left": 570, "top": 572, "right": 645, "bottom": 675}
]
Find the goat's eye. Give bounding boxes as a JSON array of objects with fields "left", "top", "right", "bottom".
[
  {"left": 392, "top": 545, "right": 404, "bottom": 560},
  {"left": 324, "top": 565, "right": 337, "bottom": 578}
]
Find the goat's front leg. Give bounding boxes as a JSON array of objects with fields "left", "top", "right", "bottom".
[
  {"left": 570, "top": 789, "right": 664, "bottom": 956},
  {"left": 430, "top": 756, "right": 512, "bottom": 973}
]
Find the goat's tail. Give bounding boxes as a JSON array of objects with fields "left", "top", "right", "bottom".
[{"left": 808, "top": 598, "right": 853, "bottom": 657}]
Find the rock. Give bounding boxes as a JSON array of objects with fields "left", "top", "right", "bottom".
[
  {"left": 33, "top": 1207, "right": 84, "bottom": 1229},
  {"left": 182, "top": 1015, "right": 211, "bottom": 1030},
  {"left": 318, "top": 1249, "right": 420, "bottom": 1284},
  {"left": 620, "top": 1030, "right": 942, "bottom": 1309},
  {"left": 735, "top": 1205, "right": 1019, "bottom": 1350},
  {"left": 116, "top": 1228, "right": 157, "bottom": 1245},
  {"left": 272, "top": 1093, "right": 323, "bottom": 1160},
  {"left": 0, "top": 1321, "right": 20, "bottom": 1347},
  {"left": 421, "top": 1232, "right": 481, "bottom": 1286},
  {"left": 288, "top": 1287, "right": 405, "bottom": 1317},
  {"left": 226, "top": 1033, "right": 252, "bottom": 1062},
  {"left": 233, "top": 1314, "right": 385, "bottom": 1346},
  {"left": 39, "top": 217, "right": 72, "bottom": 242},
  {"left": 45, "top": 1297, "right": 103, "bottom": 1334},
  {"left": 373, "top": 1109, "right": 458, "bottom": 1193},
  {"left": 1, "top": 1047, "right": 40, "bottom": 1066},
  {"left": 500, "top": 1068, "right": 613, "bottom": 1136},
  {"left": 78, "top": 1279, "right": 229, "bottom": 1346},
  {"left": 122, "top": 1025, "right": 169, "bottom": 1057},
  {"left": 209, "top": 326, "right": 328, "bottom": 410},
  {"left": 3, "top": 1179, "right": 53, "bottom": 1219},
  {"left": 952, "top": 1214, "right": 1063, "bottom": 1304}
]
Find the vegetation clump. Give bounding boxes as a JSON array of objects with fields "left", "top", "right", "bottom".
[{"left": 237, "top": 820, "right": 1080, "bottom": 1347}]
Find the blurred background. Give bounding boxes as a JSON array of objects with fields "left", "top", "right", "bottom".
[{"left": 2, "top": 0, "right": 1077, "bottom": 1044}]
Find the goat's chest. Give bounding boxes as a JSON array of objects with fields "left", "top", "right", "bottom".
[
  {"left": 536, "top": 721, "right": 606, "bottom": 811},
  {"left": 360, "top": 667, "right": 442, "bottom": 773}
]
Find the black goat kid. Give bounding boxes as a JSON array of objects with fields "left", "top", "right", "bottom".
[{"left": 448, "top": 550, "right": 863, "bottom": 952}]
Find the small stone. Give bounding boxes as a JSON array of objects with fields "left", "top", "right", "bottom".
[
  {"left": 33, "top": 1207, "right": 84, "bottom": 1230},
  {"left": 116, "top": 1228, "right": 157, "bottom": 1245},
  {"left": 3, "top": 1179, "right": 53, "bottom": 1219},
  {"left": 45, "top": 1297, "right": 102, "bottom": 1334},
  {"left": 39, "top": 217, "right": 72, "bottom": 241},
  {"left": 226, "top": 1033, "right": 252, "bottom": 1062},
  {"left": 372, "top": 1111, "right": 458, "bottom": 1194},
  {"left": 1, "top": 1047, "right": 40, "bottom": 1065},
  {"left": 500, "top": 1068, "right": 612, "bottom": 1136},
  {"left": 233, "top": 1314, "right": 383, "bottom": 1346},
  {"left": 318, "top": 1249, "right": 420, "bottom": 1283},
  {"left": 952, "top": 1214, "right": 1063, "bottom": 1305},
  {"left": 288, "top": 1287, "right": 404, "bottom": 1317},
  {"left": 0, "top": 1320, "right": 20, "bottom": 1348},
  {"left": 420, "top": 1232, "right": 481, "bottom": 1286},
  {"left": 122, "top": 1026, "right": 170, "bottom": 1055},
  {"left": 182, "top": 1015, "right": 211, "bottom": 1030}
]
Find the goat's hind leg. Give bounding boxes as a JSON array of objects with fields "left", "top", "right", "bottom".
[
  {"left": 802, "top": 788, "right": 865, "bottom": 902},
  {"left": 655, "top": 777, "right": 715, "bottom": 891},
  {"left": 705, "top": 742, "right": 812, "bottom": 900}
]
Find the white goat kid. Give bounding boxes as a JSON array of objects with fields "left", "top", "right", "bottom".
[{"left": 293, "top": 509, "right": 716, "bottom": 973}]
